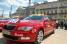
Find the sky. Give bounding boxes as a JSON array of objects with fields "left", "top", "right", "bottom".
[{"left": 0, "top": 0, "right": 57, "bottom": 18}]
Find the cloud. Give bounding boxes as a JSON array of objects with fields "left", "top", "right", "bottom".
[
  {"left": 0, "top": 4, "right": 10, "bottom": 10},
  {"left": 6, "top": 0, "right": 29, "bottom": 7},
  {"left": 6, "top": 0, "right": 16, "bottom": 5}
]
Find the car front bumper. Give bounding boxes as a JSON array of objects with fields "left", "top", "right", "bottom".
[{"left": 3, "top": 30, "right": 37, "bottom": 42}]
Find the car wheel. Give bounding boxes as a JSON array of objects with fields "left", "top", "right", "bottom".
[
  {"left": 0, "top": 29, "right": 2, "bottom": 32},
  {"left": 35, "top": 30, "right": 44, "bottom": 44},
  {"left": 52, "top": 30, "right": 55, "bottom": 34}
]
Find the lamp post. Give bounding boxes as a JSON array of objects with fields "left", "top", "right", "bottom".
[
  {"left": 7, "top": 0, "right": 15, "bottom": 18},
  {"left": 29, "top": 0, "right": 31, "bottom": 15},
  {"left": 29, "top": 0, "right": 31, "bottom": 7},
  {"left": 2, "top": 10, "right": 4, "bottom": 18},
  {"left": 9, "top": 5, "right": 12, "bottom": 18}
]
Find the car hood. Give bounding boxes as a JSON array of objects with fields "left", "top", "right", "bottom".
[
  {"left": 0, "top": 20, "right": 8, "bottom": 23},
  {"left": 17, "top": 20, "right": 41, "bottom": 26}
]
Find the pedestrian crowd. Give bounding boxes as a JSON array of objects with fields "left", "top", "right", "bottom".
[{"left": 56, "top": 20, "right": 67, "bottom": 30}]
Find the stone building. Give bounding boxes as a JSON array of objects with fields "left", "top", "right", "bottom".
[
  {"left": 31, "top": 0, "right": 67, "bottom": 20},
  {"left": 59, "top": 0, "right": 67, "bottom": 1}
]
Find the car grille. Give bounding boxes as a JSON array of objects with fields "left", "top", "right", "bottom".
[
  {"left": 3, "top": 24, "right": 16, "bottom": 30},
  {"left": 3, "top": 34, "right": 19, "bottom": 40}
]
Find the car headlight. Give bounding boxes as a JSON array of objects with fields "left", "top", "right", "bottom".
[{"left": 19, "top": 26, "right": 33, "bottom": 31}]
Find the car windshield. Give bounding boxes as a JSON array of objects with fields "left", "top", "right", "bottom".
[
  {"left": 23, "top": 16, "right": 43, "bottom": 20},
  {"left": 3, "top": 18, "right": 10, "bottom": 20},
  {"left": 9, "top": 18, "right": 16, "bottom": 20},
  {"left": 0, "top": 18, "right": 2, "bottom": 20},
  {"left": 8, "top": 18, "right": 18, "bottom": 22}
]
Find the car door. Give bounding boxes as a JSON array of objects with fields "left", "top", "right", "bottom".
[
  {"left": 43, "top": 17, "right": 51, "bottom": 35},
  {"left": 48, "top": 17, "right": 55, "bottom": 31}
]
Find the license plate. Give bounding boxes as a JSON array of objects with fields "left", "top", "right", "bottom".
[{"left": 2, "top": 30, "right": 10, "bottom": 35}]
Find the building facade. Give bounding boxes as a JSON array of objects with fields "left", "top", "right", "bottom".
[
  {"left": 31, "top": 0, "right": 67, "bottom": 20},
  {"left": 59, "top": 0, "right": 67, "bottom": 1}
]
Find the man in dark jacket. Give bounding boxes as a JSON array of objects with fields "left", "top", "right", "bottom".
[
  {"left": 60, "top": 21, "right": 64, "bottom": 29},
  {"left": 64, "top": 21, "right": 67, "bottom": 30}
]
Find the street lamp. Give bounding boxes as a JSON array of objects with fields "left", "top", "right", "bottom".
[
  {"left": 7, "top": 0, "right": 16, "bottom": 18},
  {"left": 2, "top": 10, "right": 4, "bottom": 18},
  {"left": 29, "top": 0, "right": 31, "bottom": 15},
  {"left": 0, "top": 10, "right": 4, "bottom": 18},
  {"left": 9, "top": 5, "right": 12, "bottom": 18},
  {"left": 29, "top": 0, "right": 31, "bottom": 7}
]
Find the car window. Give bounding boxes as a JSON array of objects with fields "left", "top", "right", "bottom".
[
  {"left": 19, "top": 17, "right": 24, "bottom": 20},
  {"left": 23, "top": 16, "right": 43, "bottom": 20}
]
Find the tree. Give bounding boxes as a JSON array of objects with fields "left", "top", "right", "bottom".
[{"left": 16, "top": 7, "right": 25, "bottom": 16}]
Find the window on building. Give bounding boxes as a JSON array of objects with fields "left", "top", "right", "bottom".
[
  {"left": 41, "top": 9, "right": 43, "bottom": 14},
  {"left": 40, "top": 9, "right": 42, "bottom": 14},
  {"left": 61, "top": 10, "right": 63, "bottom": 14},
  {"left": 32, "top": 10, "right": 35, "bottom": 14},
  {"left": 36, "top": 9, "right": 38, "bottom": 14},
  {"left": 65, "top": 10, "right": 67, "bottom": 14},
  {"left": 42, "top": 9, "right": 44, "bottom": 14},
  {"left": 51, "top": 10, "right": 53, "bottom": 15},
  {"left": 64, "top": 15, "right": 66, "bottom": 18},
  {"left": 47, "top": 11, "right": 49, "bottom": 15},
  {"left": 44, "top": 10, "right": 46, "bottom": 14},
  {"left": 55, "top": 10, "right": 57, "bottom": 14}
]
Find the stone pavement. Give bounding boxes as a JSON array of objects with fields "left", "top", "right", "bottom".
[{"left": 41, "top": 29, "right": 67, "bottom": 44}]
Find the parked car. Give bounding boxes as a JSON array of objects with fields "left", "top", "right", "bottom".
[
  {"left": 0, "top": 18, "right": 10, "bottom": 32},
  {"left": 2, "top": 15, "right": 56, "bottom": 44},
  {"left": 0, "top": 18, "right": 3, "bottom": 32}
]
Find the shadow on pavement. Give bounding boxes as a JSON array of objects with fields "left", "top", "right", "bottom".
[
  {"left": 0, "top": 35, "right": 53, "bottom": 44},
  {"left": 0, "top": 33, "right": 54, "bottom": 44},
  {"left": 0, "top": 38, "right": 35, "bottom": 44},
  {"left": 3, "top": 39, "right": 35, "bottom": 44}
]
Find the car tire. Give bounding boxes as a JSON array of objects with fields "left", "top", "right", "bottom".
[
  {"left": 0, "top": 30, "right": 2, "bottom": 32},
  {"left": 51, "top": 30, "right": 55, "bottom": 34},
  {"left": 34, "top": 30, "right": 44, "bottom": 44}
]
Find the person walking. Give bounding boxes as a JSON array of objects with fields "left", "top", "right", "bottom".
[
  {"left": 55, "top": 20, "right": 59, "bottom": 29},
  {"left": 60, "top": 21, "right": 64, "bottom": 29},
  {"left": 64, "top": 20, "right": 67, "bottom": 30}
]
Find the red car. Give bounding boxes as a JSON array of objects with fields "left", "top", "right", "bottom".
[
  {"left": 0, "top": 18, "right": 9, "bottom": 32},
  {"left": 0, "top": 19, "right": 3, "bottom": 32},
  {"left": 2, "top": 16, "right": 56, "bottom": 44}
]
